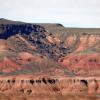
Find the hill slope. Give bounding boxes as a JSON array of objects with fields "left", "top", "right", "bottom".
[{"left": 0, "top": 19, "right": 100, "bottom": 76}]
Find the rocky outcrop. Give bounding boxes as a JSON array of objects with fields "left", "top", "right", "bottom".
[
  {"left": 0, "top": 23, "right": 46, "bottom": 39},
  {"left": 0, "top": 76, "right": 100, "bottom": 95}
]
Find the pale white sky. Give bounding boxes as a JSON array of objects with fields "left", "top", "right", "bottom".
[{"left": 0, "top": 0, "right": 100, "bottom": 28}]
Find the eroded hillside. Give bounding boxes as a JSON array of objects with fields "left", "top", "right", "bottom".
[{"left": 0, "top": 19, "right": 100, "bottom": 100}]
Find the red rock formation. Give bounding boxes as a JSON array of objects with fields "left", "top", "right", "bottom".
[
  {"left": 0, "top": 19, "right": 100, "bottom": 100},
  {"left": 59, "top": 53, "right": 100, "bottom": 76},
  {"left": 0, "top": 57, "right": 22, "bottom": 73}
]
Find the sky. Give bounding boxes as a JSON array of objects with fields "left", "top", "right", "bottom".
[{"left": 0, "top": 0, "right": 100, "bottom": 28}]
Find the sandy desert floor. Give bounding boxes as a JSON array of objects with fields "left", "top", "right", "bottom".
[{"left": 0, "top": 93, "right": 100, "bottom": 100}]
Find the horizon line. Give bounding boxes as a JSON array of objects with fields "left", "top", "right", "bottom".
[{"left": 1, "top": 18, "right": 100, "bottom": 29}]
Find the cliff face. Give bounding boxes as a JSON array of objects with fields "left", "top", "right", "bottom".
[
  {"left": 0, "top": 19, "right": 100, "bottom": 99},
  {"left": 0, "top": 76, "right": 100, "bottom": 100}
]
